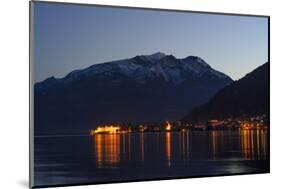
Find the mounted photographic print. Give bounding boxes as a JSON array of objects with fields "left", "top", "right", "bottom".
[{"left": 29, "top": 1, "right": 270, "bottom": 188}]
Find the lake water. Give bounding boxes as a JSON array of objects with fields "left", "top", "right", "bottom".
[{"left": 33, "top": 129, "right": 269, "bottom": 187}]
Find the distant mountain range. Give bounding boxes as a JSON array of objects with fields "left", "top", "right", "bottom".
[
  {"left": 34, "top": 52, "right": 233, "bottom": 134},
  {"left": 183, "top": 62, "right": 269, "bottom": 123}
]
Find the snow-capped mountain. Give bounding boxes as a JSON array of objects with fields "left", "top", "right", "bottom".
[
  {"left": 36, "top": 52, "right": 231, "bottom": 91},
  {"left": 34, "top": 53, "right": 233, "bottom": 134}
]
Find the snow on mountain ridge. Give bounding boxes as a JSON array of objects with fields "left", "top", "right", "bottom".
[
  {"left": 138, "top": 52, "right": 166, "bottom": 62},
  {"left": 38, "top": 53, "right": 231, "bottom": 86}
]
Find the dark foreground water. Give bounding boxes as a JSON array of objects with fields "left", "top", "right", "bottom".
[{"left": 34, "top": 129, "right": 269, "bottom": 187}]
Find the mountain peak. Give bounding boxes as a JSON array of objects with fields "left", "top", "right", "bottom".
[
  {"left": 150, "top": 52, "right": 166, "bottom": 56},
  {"left": 147, "top": 52, "right": 166, "bottom": 58},
  {"left": 183, "top": 56, "right": 210, "bottom": 67},
  {"left": 44, "top": 76, "right": 56, "bottom": 82},
  {"left": 138, "top": 52, "right": 166, "bottom": 62}
]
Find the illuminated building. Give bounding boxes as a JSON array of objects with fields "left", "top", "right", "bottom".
[
  {"left": 90, "top": 125, "right": 121, "bottom": 135},
  {"left": 165, "top": 121, "right": 172, "bottom": 131}
]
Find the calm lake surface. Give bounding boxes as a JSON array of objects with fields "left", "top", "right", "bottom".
[{"left": 34, "top": 129, "right": 269, "bottom": 186}]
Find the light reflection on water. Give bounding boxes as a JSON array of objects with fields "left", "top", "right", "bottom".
[
  {"left": 34, "top": 129, "right": 269, "bottom": 186},
  {"left": 241, "top": 129, "right": 268, "bottom": 160},
  {"left": 92, "top": 129, "right": 268, "bottom": 168},
  {"left": 94, "top": 134, "right": 121, "bottom": 168},
  {"left": 166, "top": 132, "right": 171, "bottom": 167}
]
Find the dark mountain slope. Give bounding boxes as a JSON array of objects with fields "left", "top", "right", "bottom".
[{"left": 183, "top": 62, "right": 269, "bottom": 123}]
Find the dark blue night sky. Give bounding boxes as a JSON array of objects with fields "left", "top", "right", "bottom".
[{"left": 33, "top": 2, "right": 268, "bottom": 82}]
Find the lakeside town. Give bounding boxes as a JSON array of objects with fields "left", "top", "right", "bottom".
[{"left": 90, "top": 114, "right": 268, "bottom": 135}]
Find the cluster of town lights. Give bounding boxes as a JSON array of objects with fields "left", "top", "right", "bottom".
[
  {"left": 90, "top": 121, "right": 173, "bottom": 135},
  {"left": 90, "top": 117, "right": 267, "bottom": 135}
]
